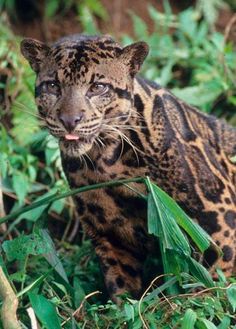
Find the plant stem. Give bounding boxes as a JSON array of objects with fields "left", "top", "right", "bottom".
[
  {"left": 0, "top": 267, "right": 21, "bottom": 329},
  {"left": 0, "top": 177, "right": 145, "bottom": 224}
]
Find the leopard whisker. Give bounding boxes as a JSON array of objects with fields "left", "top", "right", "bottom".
[
  {"left": 102, "top": 124, "right": 142, "bottom": 162},
  {"left": 80, "top": 154, "right": 88, "bottom": 172},
  {"left": 14, "top": 101, "right": 44, "bottom": 120},
  {"left": 96, "top": 136, "right": 106, "bottom": 149},
  {"left": 93, "top": 138, "right": 103, "bottom": 153},
  {"left": 84, "top": 152, "right": 96, "bottom": 172}
]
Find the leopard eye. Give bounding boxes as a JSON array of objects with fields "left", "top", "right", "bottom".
[
  {"left": 42, "top": 81, "right": 60, "bottom": 94},
  {"left": 87, "top": 83, "right": 109, "bottom": 97}
]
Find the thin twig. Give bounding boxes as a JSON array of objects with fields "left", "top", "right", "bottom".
[
  {"left": 157, "top": 282, "right": 235, "bottom": 308},
  {"left": 61, "top": 290, "right": 101, "bottom": 326},
  {"left": 138, "top": 273, "right": 174, "bottom": 329}
]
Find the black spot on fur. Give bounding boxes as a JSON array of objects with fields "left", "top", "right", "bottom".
[
  {"left": 107, "top": 258, "right": 118, "bottom": 266},
  {"left": 136, "top": 76, "right": 151, "bottom": 96},
  {"left": 87, "top": 203, "right": 106, "bottom": 224},
  {"left": 134, "top": 226, "right": 148, "bottom": 244},
  {"left": 105, "top": 230, "right": 146, "bottom": 262},
  {"left": 199, "top": 211, "right": 221, "bottom": 235},
  {"left": 224, "top": 197, "right": 231, "bottom": 205},
  {"left": 116, "top": 276, "right": 125, "bottom": 288},
  {"left": 224, "top": 210, "right": 236, "bottom": 229},
  {"left": 134, "top": 93, "right": 144, "bottom": 115},
  {"left": 222, "top": 245, "right": 233, "bottom": 261},
  {"left": 75, "top": 196, "right": 85, "bottom": 215},
  {"left": 203, "top": 248, "right": 218, "bottom": 268},
  {"left": 91, "top": 57, "right": 99, "bottom": 64},
  {"left": 114, "top": 87, "right": 131, "bottom": 100},
  {"left": 120, "top": 263, "right": 139, "bottom": 277},
  {"left": 61, "top": 157, "right": 83, "bottom": 173},
  {"left": 163, "top": 93, "right": 197, "bottom": 142},
  {"left": 152, "top": 95, "right": 165, "bottom": 124},
  {"left": 107, "top": 281, "right": 117, "bottom": 294},
  {"left": 224, "top": 230, "right": 230, "bottom": 237}
]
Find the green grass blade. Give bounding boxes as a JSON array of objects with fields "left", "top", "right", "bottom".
[
  {"left": 181, "top": 308, "right": 197, "bottom": 329},
  {"left": 145, "top": 177, "right": 215, "bottom": 288},
  {"left": 185, "top": 256, "right": 214, "bottom": 287},
  {"left": 152, "top": 183, "right": 215, "bottom": 253},
  {"left": 146, "top": 177, "right": 191, "bottom": 254}
]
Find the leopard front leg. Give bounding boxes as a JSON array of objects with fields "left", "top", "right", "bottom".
[
  {"left": 75, "top": 186, "right": 149, "bottom": 301},
  {"left": 80, "top": 210, "right": 148, "bottom": 301},
  {"left": 94, "top": 237, "right": 145, "bottom": 302}
]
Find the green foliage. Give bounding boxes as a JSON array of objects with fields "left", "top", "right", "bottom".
[
  {"left": 124, "top": 3, "right": 236, "bottom": 119},
  {"left": 28, "top": 293, "right": 61, "bottom": 329},
  {"left": 0, "top": 0, "right": 236, "bottom": 328},
  {"left": 1, "top": 177, "right": 236, "bottom": 327}
]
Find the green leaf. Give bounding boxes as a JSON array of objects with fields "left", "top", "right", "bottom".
[
  {"left": 146, "top": 179, "right": 192, "bottom": 254},
  {"left": 18, "top": 271, "right": 52, "bottom": 298},
  {"left": 40, "top": 229, "right": 69, "bottom": 283},
  {"left": 196, "top": 318, "right": 217, "bottom": 329},
  {"left": 83, "top": 0, "right": 108, "bottom": 20},
  {"left": 2, "top": 232, "right": 51, "bottom": 261},
  {"left": 172, "top": 85, "right": 222, "bottom": 107},
  {"left": 18, "top": 189, "right": 57, "bottom": 222},
  {"left": 79, "top": 5, "right": 98, "bottom": 35},
  {"left": 217, "top": 316, "right": 231, "bottom": 329},
  {"left": 226, "top": 283, "right": 236, "bottom": 312},
  {"left": 181, "top": 308, "right": 197, "bottom": 329},
  {"left": 130, "top": 12, "right": 148, "bottom": 39},
  {"left": 45, "top": 0, "right": 60, "bottom": 17},
  {"left": 186, "top": 256, "right": 214, "bottom": 288},
  {"left": 12, "top": 171, "right": 28, "bottom": 205},
  {"left": 151, "top": 183, "right": 215, "bottom": 253},
  {"left": 179, "top": 8, "right": 197, "bottom": 40},
  {"left": 147, "top": 193, "right": 160, "bottom": 236},
  {"left": 146, "top": 177, "right": 215, "bottom": 288},
  {"left": 124, "top": 304, "right": 135, "bottom": 321},
  {"left": 0, "top": 152, "right": 8, "bottom": 178},
  {"left": 28, "top": 292, "right": 61, "bottom": 329},
  {"left": 73, "top": 276, "right": 86, "bottom": 307}
]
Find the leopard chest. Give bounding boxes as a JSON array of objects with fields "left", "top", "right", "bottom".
[{"left": 61, "top": 152, "right": 150, "bottom": 251}]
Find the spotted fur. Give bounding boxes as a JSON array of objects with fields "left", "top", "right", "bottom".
[{"left": 21, "top": 34, "right": 236, "bottom": 301}]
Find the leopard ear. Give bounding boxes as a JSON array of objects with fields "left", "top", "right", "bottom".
[
  {"left": 119, "top": 42, "right": 149, "bottom": 77},
  {"left": 21, "top": 38, "right": 50, "bottom": 72}
]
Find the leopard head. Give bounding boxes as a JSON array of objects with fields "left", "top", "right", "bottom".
[{"left": 21, "top": 35, "right": 149, "bottom": 156}]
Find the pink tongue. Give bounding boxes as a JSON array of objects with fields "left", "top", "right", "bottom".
[{"left": 65, "top": 134, "right": 79, "bottom": 141}]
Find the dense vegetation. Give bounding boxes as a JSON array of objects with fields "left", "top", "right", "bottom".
[{"left": 0, "top": 0, "right": 236, "bottom": 328}]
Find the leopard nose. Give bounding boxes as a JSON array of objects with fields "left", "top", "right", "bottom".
[{"left": 59, "top": 113, "right": 83, "bottom": 132}]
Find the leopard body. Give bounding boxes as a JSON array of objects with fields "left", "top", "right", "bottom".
[{"left": 21, "top": 35, "right": 236, "bottom": 300}]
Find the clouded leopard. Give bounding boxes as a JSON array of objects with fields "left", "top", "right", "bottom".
[{"left": 21, "top": 34, "right": 236, "bottom": 301}]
